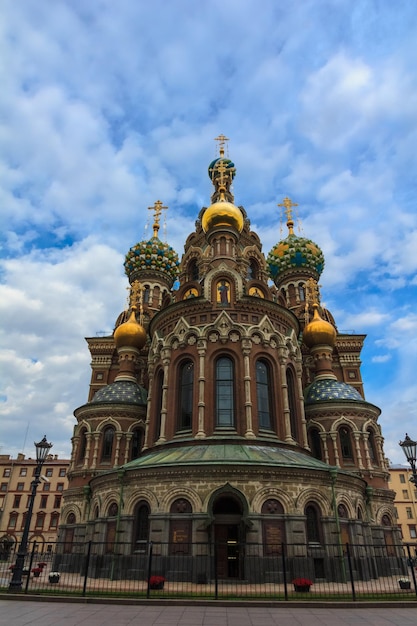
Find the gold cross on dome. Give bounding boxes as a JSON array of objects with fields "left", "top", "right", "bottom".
[
  {"left": 278, "top": 196, "right": 298, "bottom": 221},
  {"left": 214, "top": 134, "right": 229, "bottom": 157},
  {"left": 148, "top": 200, "right": 168, "bottom": 236}
]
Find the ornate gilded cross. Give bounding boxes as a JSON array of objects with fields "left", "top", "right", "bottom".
[
  {"left": 214, "top": 134, "right": 229, "bottom": 157},
  {"left": 278, "top": 196, "right": 298, "bottom": 235},
  {"left": 148, "top": 200, "right": 168, "bottom": 237}
]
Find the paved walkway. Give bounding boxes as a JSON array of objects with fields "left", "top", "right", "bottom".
[{"left": 0, "top": 600, "right": 416, "bottom": 626}]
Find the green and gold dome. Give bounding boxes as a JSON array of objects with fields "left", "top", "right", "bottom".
[
  {"left": 124, "top": 200, "right": 179, "bottom": 287},
  {"left": 267, "top": 198, "right": 324, "bottom": 283}
]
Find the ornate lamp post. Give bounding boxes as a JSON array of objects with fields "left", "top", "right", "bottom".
[
  {"left": 9, "top": 436, "right": 52, "bottom": 591},
  {"left": 399, "top": 434, "right": 417, "bottom": 485}
]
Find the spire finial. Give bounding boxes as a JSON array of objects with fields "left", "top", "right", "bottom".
[
  {"left": 278, "top": 196, "right": 298, "bottom": 235},
  {"left": 148, "top": 200, "right": 168, "bottom": 237},
  {"left": 214, "top": 133, "right": 229, "bottom": 158}
]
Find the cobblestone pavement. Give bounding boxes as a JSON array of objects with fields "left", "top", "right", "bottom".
[{"left": 0, "top": 600, "right": 417, "bottom": 626}]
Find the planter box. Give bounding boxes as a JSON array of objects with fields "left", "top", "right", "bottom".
[{"left": 399, "top": 581, "right": 411, "bottom": 590}]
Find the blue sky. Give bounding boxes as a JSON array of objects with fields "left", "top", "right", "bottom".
[{"left": 1, "top": 0, "right": 416, "bottom": 464}]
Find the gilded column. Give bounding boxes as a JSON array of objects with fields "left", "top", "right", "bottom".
[
  {"left": 243, "top": 341, "right": 255, "bottom": 438},
  {"left": 196, "top": 339, "right": 207, "bottom": 439}
]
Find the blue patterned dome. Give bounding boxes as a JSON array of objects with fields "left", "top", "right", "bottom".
[
  {"left": 91, "top": 380, "right": 147, "bottom": 405},
  {"left": 305, "top": 379, "right": 363, "bottom": 405}
]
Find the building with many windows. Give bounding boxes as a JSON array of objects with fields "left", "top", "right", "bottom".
[
  {"left": 389, "top": 465, "right": 417, "bottom": 543},
  {"left": 59, "top": 138, "right": 398, "bottom": 582},
  {"left": 0, "top": 453, "right": 69, "bottom": 556}
]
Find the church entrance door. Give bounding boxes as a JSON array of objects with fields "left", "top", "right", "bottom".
[{"left": 212, "top": 493, "right": 244, "bottom": 579}]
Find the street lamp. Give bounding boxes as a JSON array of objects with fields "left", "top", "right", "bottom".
[
  {"left": 399, "top": 433, "right": 417, "bottom": 486},
  {"left": 9, "top": 436, "right": 52, "bottom": 591}
]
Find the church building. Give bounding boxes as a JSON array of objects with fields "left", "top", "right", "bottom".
[{"left": 59, "top": 137, "right": 398, "bottom": 582}]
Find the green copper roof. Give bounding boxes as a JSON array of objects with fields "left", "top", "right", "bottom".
[{"left": 122, "top": 443, "right": 332, "bottom": 472}]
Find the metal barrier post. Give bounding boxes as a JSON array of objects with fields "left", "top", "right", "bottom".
[
  {"left": 345, "top": 543, "right": 356, "bottom": 601},
  {"left": 82, "top": 541, "right": 92, "bottom": 596},
  {"left": 146, "top": 542, "right": 153, "bottom": 599},
  {"left": 281, "top": 542, "right": 288, "bottom": 601}
]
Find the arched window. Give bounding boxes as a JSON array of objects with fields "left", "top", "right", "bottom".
[
  {"left": 256, "top": 360, "right": 272, "bottom": 430},
  {"left": 247, "top": 259, "right": 258, "bottom": 280},
  {"left": 188, "top": 259, "right": 199, "bottom": 281},
  {"left": 298, "top": 284, "right": 305, "bottom": 301},
  {"left": 154, "top": 370, "right": 164, "bottom": 441},
  {"left": 305, "top": 503, "right": 322, "bottom": 544},
  {"left": 339, "top": 426, "right": 353, "bottom": 460},
  {"left": 130, "top": 428, "right": 143, "bottom": 460},
  {"left": 367, "top": 428, "right": 377, "bottom": 464},
  {"left": 133, "top": 501, "right": 150, "bottom": 551},
  {"left": 108, "top": 502, "right": 118, "bottom": 517},
  {"left": 143, "top": 286, "right": 150, "bottom": 303},
  {"left": 101, "top": 426, "right": 115, "bottom": 461},
  {"left": 78, "top": 428, "right": 87, "bottom": 463},
  {"left": 216, "top": 357, "right": 235, "bottom": 427},
  {"left": 309, "top": 428, "right": 322, "bottom": 460},
  {"left": 286, "top": 369, "right": 298, "bottom": 440},
  {"left": 178, "top": 361, "right": 194, "bottom": 431},
  {"left": 67, "top": 512, "right": 76, "bottom": 524}
]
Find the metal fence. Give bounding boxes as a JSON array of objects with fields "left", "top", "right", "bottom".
[{"left": 1, "top": 540, "right": 417, "bottom": 600}]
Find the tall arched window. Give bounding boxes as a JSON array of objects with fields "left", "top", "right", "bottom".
[
  {"left": 130, "top": 428, "right": 143, "bottom": 460},
  {"left": 256, "top": 360, "right": 272, "bottom": 430},
  {"left": 154, "top": 370, "right": 164, "bottom": 441},
  {"left": 78, "top": 428, "right": 87, "bottom": 463},
  {"left": 286, "top": 368, "right": 298, "bottom": 440},
  {"left": 339, "top": 426, "right": 353, "bottom": 460},
  {"left": 101, "top": 426, "right": 115, "bottom": 461},
  {"left": 367, "top": 428, "right": 377, "bottom": 464},
  {"left": 188, "top": 259, "right": 199, "bottom": 281},
  {"left": 309, "top": 428, "right": 322, "bottom": 460},
  {"left": 178, "top": 361, "right": 194, "bottom": 431},
  {"left": 305, "top": 503, "right": 322, "bottom": 544},
  {"left": 133, "top": 501, "right": 150, "bottom": 551},
  {"left": 247, "top": 259, "right": 258, "bottom": 280},
  {"left": 216, "top": 357, "right": 235, "bottom": 427}
]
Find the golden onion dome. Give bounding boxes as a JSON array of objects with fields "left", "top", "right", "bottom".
[
  {"left": 113, "top": 307, "right": 147, "bottom": 350},
  {"left": 303, "top": 304, "right": 336, "bottom": 348},
  {"left": 202, "top": 199, "right": 244, "bottom": 233}
]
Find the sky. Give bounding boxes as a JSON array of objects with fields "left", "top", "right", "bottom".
[{"left": 1, "top": 0, "right": 416, "bottom": 465}]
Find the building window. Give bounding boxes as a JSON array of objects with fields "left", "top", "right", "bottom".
[
  {"left": 17, "top": 482, "right": 24, "bottom": 491},
  {"left": 286, "top": 369, "right": 298, "bottom": 440},
  {"left": 400, "top": 474, "right": 406, "bottom": 484},
  {"left": 3, "top": 469, "right": 11, "bottom": 477},
  {"left": 43, "top": 482, "right": 50, "bottom": 492},
  {"left": 50, "top": 513, "right": 59, "bottom": 529},
  {"left": 130, "top": 428, "right": 143, "bottom": 460},
  {"left": 339, "top": 427, "right": 354, "bottom": 460},
  {"left": 1, "top": 483, "right": 7, "bottom": 492},
  {"left": 409, "top": 525, "right": 417, "bottom": 539},
  {"left": 59, "top": 468, "right": 66, "bottom": 477},
  {"left": 13, "top": 495, "right": 21, "bottom": 508},
  {"left": 309, "top": 428, "right": 323, "bottom": 460},
  {"left": 133, "top": 501, "right": 150, "bottom": 551},
  {"left": 406, "top": 507, "right": 413, "bottom": 519},
  {"left": 57, "top": 483, "right": 64, "bottom": 492},
  {"left": 19, "top": 468, "right": 27, "bottom": 476},
  {"left": 35, "top": 512, "right": 45, "bottom": 529},
  {"left": 256, "top": 360, "right": 272, "bottom": 430},
  {"left": 367, "top": 429, "right": 377, "bottom": 463},
  {"left": 101, "top": 426, "right": 115, "bottom": 461},
  {"left": 78, "top": 428, "right": 88, "bottom": 462},
  {"left": 216, "top": 357, "right": 235, "bottom": 427},
  {"left": 178, "top": 361, "right": 194, "bottom": 431},
  {"left": 40, "top": 495, "right": 48, "bottom": 508},
  {"left": 54, "top": 495, "right": 61, "bottom": 508},
  {"left": 8, "top": 513, "right": 18, "bottom": 529},
  {"left": 45, "top": 468, "right": 53, "bottom": 477},
  {"left": 403, "top": 490, "right": 410, "bottom": 499},
  {"left": 305, "top": 503, "right": 322, "bottom": 544}
]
